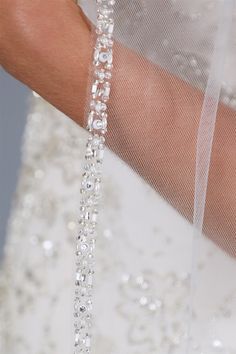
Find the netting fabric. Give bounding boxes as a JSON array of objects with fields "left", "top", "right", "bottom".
[{"left": 80, "top": 1, "right": 236, "bottom": 353}]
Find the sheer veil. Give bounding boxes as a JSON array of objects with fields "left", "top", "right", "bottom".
[{"left": 80, "top": 1, "right": 236, "bottom": 353}]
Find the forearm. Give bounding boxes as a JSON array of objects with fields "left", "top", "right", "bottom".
[
  {"left": 109, "top": 44, "right": 236, "bottom": 252},
  {"left": 0, "top": 0, "right": 92, "bottom": 125},
  {"left": 1, "top": 2, "right": 236, "bottom": 252}
]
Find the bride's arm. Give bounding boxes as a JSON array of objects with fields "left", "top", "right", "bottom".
[
  {"left": 0, "top": 0, "right": 91, "bottom": 122},
  {"left": 1, "top": 1, "right": 236, "bottom": 253},
  {"left": 109, "top": 44, "right": 236, "bottom": 255}
]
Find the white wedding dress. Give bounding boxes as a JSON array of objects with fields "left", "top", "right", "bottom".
[{"left": 1, "top": 1, "right": 236, "bottom": 354}]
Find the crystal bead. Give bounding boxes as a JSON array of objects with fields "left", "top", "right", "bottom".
[
  {"left": 84, "top": 211, "right": 90, "bottom": 221},
  {"left": 105, "top": 63, "right": 113, "bottom": 70},
  {"left": 74, "top": 301, "right": 80, "bottom": 313},
  {"left": 91, "top": 135, "right": 103, "bottom": 147},
  {"left": 97, "top": 101, "right": 107, "bottom": 112},
  {"left": 97, "top": 148, "right": 104, "bottom": 161},
  {"left": 102, "top": 83, "right": 111, "bottom": 101},
  {"left": 87, "top": 112, "right": 94, "bottom": 130},
  {"left": 87, "top": 273, "right": 93, "bottom": 286},
  {"left": 75, "top": 319, "right": 86, "bottom": 329},
  {"left": 99, "top": 8, "right": 114, "bottom": 18},
  {"left": 93, "top": 48, "right": 100, "bottom": 62},
  {"left": 86, "top": 299, "right": 93, "bottom": 311},
  {"left": 80, "top": 306, "right": 86, "bottom": 313},
  {"left": 98, "top": 35, "right": 113, "bottom": 47},
  {"left": 91, "top": 81, "right": 99, "bottom": 94},
  {"left": 85, "top": 146, "right": 93, "bottom": 159},
  {"left": 85, "top": 336, "right": 91, "bottom": 348},
  {"left": 95, "top": 70, "right": 105, "bottom": 81},
  {"left": 94, "top": 181, "right": 101, "bottom": 193},
  {"left": 139, "top": 296, "right": 148, "bottom": 306},
  {"left": 99, "top": 51, "right": 113, "bottom": 64},
  {"left": 80, "top": 287, "right": 88, "bottom": 297},
  {"left": 83, "top": 180, "right": 95, "bottom": 191},
  {"left": 97, "top": 20, "right": 114, "bottom": 35},
  {"left": 84, "top": 164, "right": 99, "bottom": 176},
  {"left": 105, "top": 71, "right": 112, "bottom": 79},
  {"left": 92, "top": 119, "right": 107, "bottom": 131},
  {"left": 90, "top": 100, "right": 107, "bottom": 113},
  {"left": 81, "top": 243, "right": 89, "bottom": 252},
  {"left": 75, "top": 332, "right": 81, "bottom": 347},
  {"left": 76, "top": 272, "right": 82, "bottom": 282},
  {"left": 107, "top": 22, "right": 114, "bottom": 34}
]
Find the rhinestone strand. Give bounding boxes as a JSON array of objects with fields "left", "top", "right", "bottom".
[{"left": 73, "top": 1, "right": 115, "bottom": 353}]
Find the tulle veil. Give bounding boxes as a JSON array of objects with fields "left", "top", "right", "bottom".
[{"left": 80, "top": 0, "right": 236, "bottom": 353}]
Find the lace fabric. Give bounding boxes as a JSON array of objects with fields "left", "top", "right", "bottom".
[{"left": 0, "top": 1, "right": 236, "bottom": 353}]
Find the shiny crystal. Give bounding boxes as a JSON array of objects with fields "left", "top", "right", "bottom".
[
  {"left": 74, "top": 0, "right": 114, "bottom": 351},
  {"left": 99, "top": 7, "right": 113, "bottom": 17},
  {"left": 81, "top": 243, "right": 89, "bottom": 252},
  {"left": 80, "top": 306, "right": 86, "bottom": 313},
  {"left": 99, "top": 51, "right": 112, "bottom": 64},
  {"left": 91, "top": 82, "right": 98, "bottom": 94},
  {"left": 83, "top": 180, "right": 94, "bottom": 191},
  {"left": 93, "top": 49, "right": 100, "bottom": 62},
  {"left": 102, "top": 83, "right": 111, "bottom": 101},
  {"left": 91, "top": 100, "right": 107, "bottom": 113},
  {"left": 97, "top": 148, "right": 104, "bottom": 161},
  {"left": 99, "top": 35, "right": 113, "bottom": 47},
  {"left": 85, "top": 336, "right": 91, "bottom": 348},
  {"left": 92, "top": 119, "right": 107, "bottom": 131},
  {"left": 95, "top": 71, "right": 105, "bottom": 82}
]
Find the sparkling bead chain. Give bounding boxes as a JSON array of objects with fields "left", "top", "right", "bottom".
[{"left": 73, "top": 1, "right": 115, "bottom": 353}]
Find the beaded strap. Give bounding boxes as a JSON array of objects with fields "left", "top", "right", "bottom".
[{"left": 73, "top": 1, "right": 115, "bottom": 353}]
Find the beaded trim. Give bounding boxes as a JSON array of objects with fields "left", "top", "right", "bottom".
[{"left": 73, "top": 1, "right": 115, "bottom": 353}]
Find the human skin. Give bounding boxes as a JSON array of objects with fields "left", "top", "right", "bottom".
[{"left": 1, "top": 0, "right": 236, "bottom": 255}]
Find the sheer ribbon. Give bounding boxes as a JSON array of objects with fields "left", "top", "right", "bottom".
[{"left": 188, "top": 0, "right": 234, "bottom": 352}]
